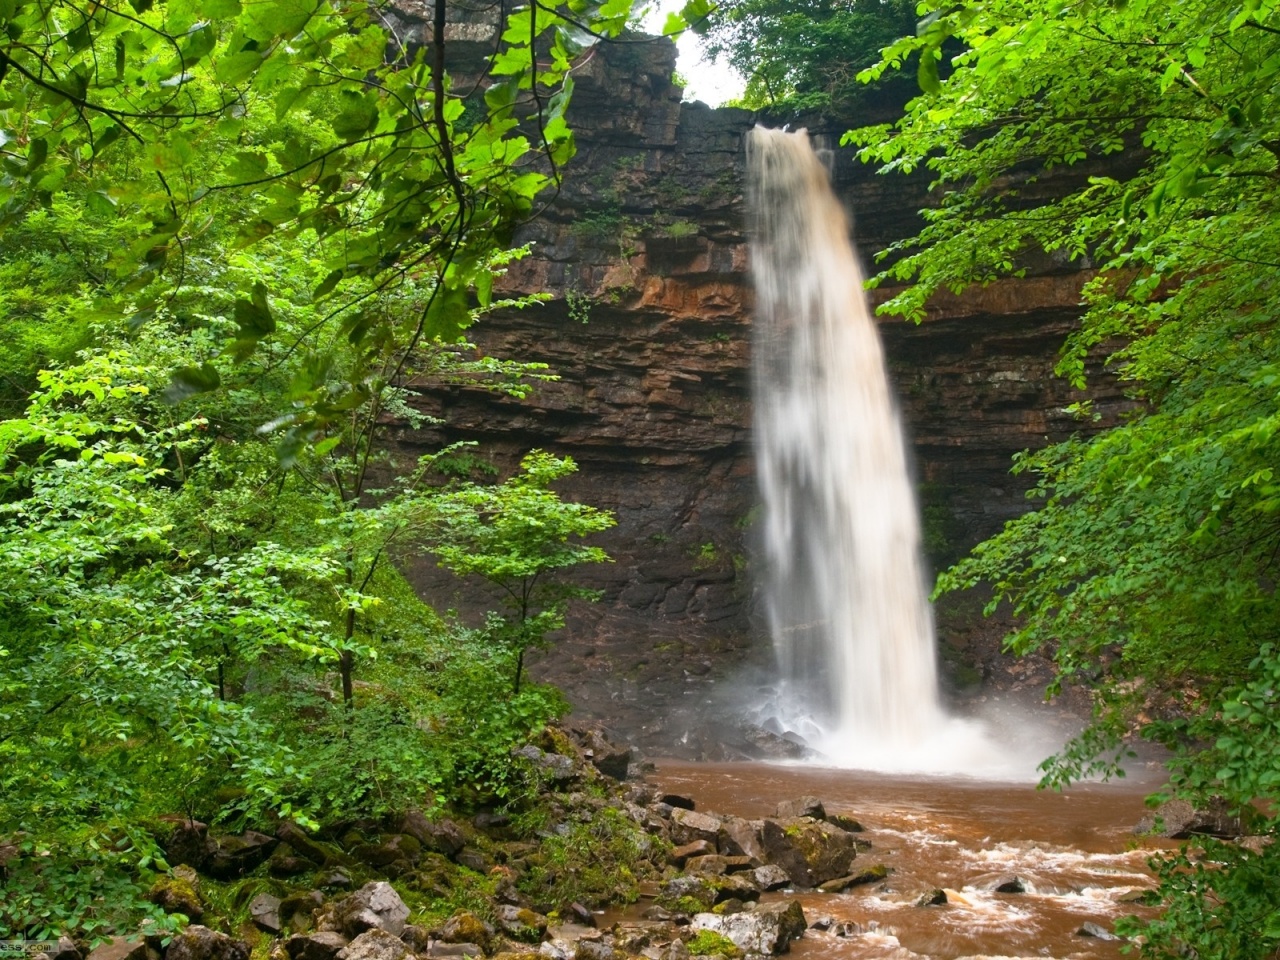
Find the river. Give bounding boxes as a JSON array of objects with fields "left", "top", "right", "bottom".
[{"left": 649, "top": 761, "right": 1169, "bottom": 960}]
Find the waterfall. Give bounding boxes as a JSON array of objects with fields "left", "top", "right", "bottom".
[{"left": 747, "top": 126, "right": 991, "bottom": 772}]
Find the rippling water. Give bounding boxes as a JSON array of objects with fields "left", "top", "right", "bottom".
[{"left": 652, "top": 761, "right": 1168, "bottom": 960}]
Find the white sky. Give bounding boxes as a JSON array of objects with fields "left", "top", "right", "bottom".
[{"left": 637, "top": 1, "right": 747, "bottom": 108}]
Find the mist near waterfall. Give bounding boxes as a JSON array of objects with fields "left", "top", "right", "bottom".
[{"left": 745, "top": 126, "right": 1056, "bottom": 778}]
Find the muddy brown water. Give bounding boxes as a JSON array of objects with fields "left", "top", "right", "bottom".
[{"left": 646, "top": 761, "right": 1172, "bottom": 960}]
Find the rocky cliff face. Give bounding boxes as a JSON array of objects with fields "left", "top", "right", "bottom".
[{"left": 394, "top": 32, "right": 1126, "bottom": 752}]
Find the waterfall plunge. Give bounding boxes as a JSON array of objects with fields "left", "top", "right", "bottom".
[{"left": 748, "top": 127, "right": 1012, "bottom": 774}]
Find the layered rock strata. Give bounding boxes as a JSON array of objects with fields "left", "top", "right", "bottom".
[{"left": 392, "top": 30, "right": 1127, "bottom": 749}]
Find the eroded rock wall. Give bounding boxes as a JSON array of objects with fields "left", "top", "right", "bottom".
[{"left": 393, "top": 33, "right": 1125, "bottom": 749}]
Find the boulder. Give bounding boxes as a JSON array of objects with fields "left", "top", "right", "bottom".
[
  {"left": 281, "top": 891, "right": 326, "bottom": 933},
  {"left": 398, "top": 811, "right": 466, "bottom": 858},
  {"left": 659, "top": 876, "right": 716, "bottom": 912},
  {"left": 993, "top": 876, "right": 1029, "bottom": 894},
  {"left": 494, "top": 905, "right": 548, "bottom": 942},
  {"left": 1135, "top": 798, "right": 1242, "bottom": 839},
  {"left": 350, "top": 834, "right": 422, "bottom": 870},
  {"left": 669, "top": 809, "right": 722, "bottom": 847},
  {"left": 147, "top": 875, "right": 204, "bottom": 921},
  {"left": 774, "top": 798, "right": 824, "bottom": 821},
  {"left": 250, "top": 893, "right": 284, "bottom": 933},
  {"left": 668, "top": 840, "right": 715, "bottom": 866},
  {"left": 824, "top": 812, "right": 864, "bottom": 834},
  {"left": 716, "top": 819, "right": 766, "bottom": 861},
  {"left": 285, "top": 933, "right": 349, "bottom": 960},
  {"left": 161, "top": 819, "right": 215, "bottom": 872},
  {"left": 456, "top": 847, "right": 494, "bottom": 874},
  {"left": 691, "top": 900, "right": 807, "bottom": 955},
  {"left": 573, "top": 944, "right": 626, "bottom": 960},
  {"left": 1077, "top": 922, "right": 1119, "bottom": 941},
  {"left": 513, "top": 745, "right": 579, "bottom": 784},
  {"left": 573, "top": 728, "right": 633, "bottom": 781},
  {"left": 86, "top": 938, "right": 152, "bottom": 960},
  {"left": 269, "top": 845, "right": 317, "bottom": 878},
  {"left": 758, "top": 818, "right": 858, "bottom": 888},
  {"left": 336, "top": 930, "right": 413, "bottom": 960},
  {"left": 752, "top": 865, "right": 790, "bottom": 892},
  {"left": 817, "top": 864, "right": 889, "bottom": 893},
  {"left": 208, "top": 831, "right": 278, "bottom": 880},
  {"left": 916, "top": 889, "right": 947, "bottom": 907},
  {"left": 710, "top": 874, "right": 759, "bottom": 904},
  {"left": 277, "top": 822, "right": 333, "bottom": 866},
  {"left": 165, "top": 926, "right": 250, "bottom": 960},
  {"left": 38, "top": 938, "right": 81, "bottom": 960},
  {"left": 334, "top": 882, "right": 410, "bottom": 938},
  {"left": 658, "top": 795, "right": 696, "bottom": 811},
  {"left": 440, "top": 912, "right": 495, "bottom": 951},
  {"left": 425, "top": 947, "right": 481, "bottom": 958}
]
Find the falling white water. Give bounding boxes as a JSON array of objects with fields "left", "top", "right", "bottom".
[{"left": 746, "top": 126, "right": 1026, "bottom": 775}]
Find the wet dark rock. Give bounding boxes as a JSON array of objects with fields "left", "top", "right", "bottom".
[
  {"left": 752, "top": 864, "right": 790, "bottom": 891},
  {"left": 824, "top": 812, "right": 864, "bottom": 834},
  {"left": 669, "top": 809, "right": 722, "bottom": 846},
  {"left": 1077, "top": 921, "right": 1119, "bottom": 940},
  {"left": 286, "top": 936, "right": 350, "bottom": 960},
  {"left": 1135, "top": 798, "right": 1243, "bottom": 839},
  {"left": 250, "top": 893, "right": 283, "bottom": 933},
  {"left": 759, "top": 817, "right": 858, "bottom": 888},
  {"left": 472, "top": 812, "right": 510, "bottom": 831},
  {"left": 567, "top": 903, "right": 597, "bottom": 927},
  {"left": 711, "top": 873, "right": 760, "bottom": 904},
  {"left": 572, "top": 727, "right": 633, "bottom": 780},
  {"left": 711, "top": 898, "right": 745, "bottom": 915},
  {"left": 774, "top": 797, "right": 824, "bottom": 821},
  {"left": 165, "top": 926, "right": 250, "bottom": 960},
  {"left": 208, "top": 831, "right": 277, "bottom": 880},
  {"left": 494, "top": 905, "right": 549, "bottom": 942},
  {"left": 455, "top": 847, "right": 494, "bottom": 874},
  {"left": 335, "top": 929, "right": 412, "bottom": 960},
  {"left": 334, "top": 882, "right": 410, "bottom": 938},
  {"left": 285, "top": 933, "right": 349, "bottom": 960},
  {"left": 399, "top": 811, "right": 467, "bottom": 858},
  {"left": 318, "top": 868, "right": 354, "bottom": 889},
  {"left": 916, "top": 889, "right": 948, "bottom": 907},
  {"left": 659, "top": 795, "right": 696, "bottom": 811},
  {"left": 741, "top": 726, "right": 809, "bottom": 760},
  {"left": 147, "top": 874, "right": 204, "bottom": 921},
  {"left": 161, "top": 819, "right": 215, "bottom": 872},
  {"left": 86, "top": 938, "right": 153, "bottom": 960},
  {"left": 691, "top": 900, "right": 807, "bottom": 956},
  {"left": 808, "top": 916, "right": 833, "bottom": 931},
  {"left": 269, "top": 845, "right": 317, "bottom": 878},
  {"left": 993, "top": 875, "right": 1029, "bottom": 894}
]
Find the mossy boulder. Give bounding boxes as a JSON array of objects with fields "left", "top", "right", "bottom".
[
  {"left": 146, "top": 874, "right": 203, "bottom": 920},
  {"left": 758, "top": 818, "right": 857, "bottom": 888}
]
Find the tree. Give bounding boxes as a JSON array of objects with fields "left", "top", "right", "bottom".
[
  {"left": 430, "top": 450, "right": 615, "bottom": 693},
  {"left": 845, "top": 0, "right": 1280, "bottom": 955},
  {"left": 703, "top": 0, "right": 917, "bottom": 111}
]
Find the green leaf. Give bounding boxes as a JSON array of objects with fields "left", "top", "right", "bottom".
[{"left": 163, "top": 364, "right": 221, "bottom": 402}]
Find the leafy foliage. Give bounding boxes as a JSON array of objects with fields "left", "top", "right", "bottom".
[
  {"left": 703, "top": 0, "right": 917, "bottom": 112},
  {"left": 431, "top": 450, "right": 615, "bottom": 693},
  {"left": 844, "top": 0, "right": 1280, "bottom": 955}
]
